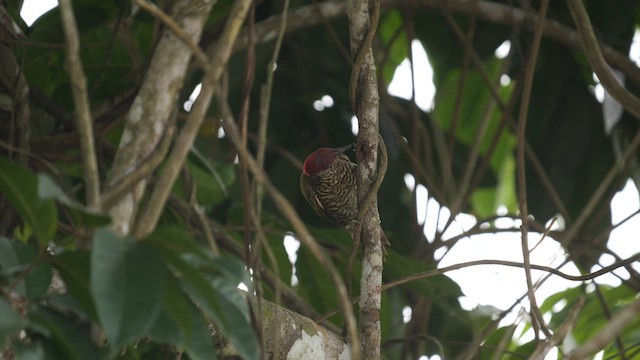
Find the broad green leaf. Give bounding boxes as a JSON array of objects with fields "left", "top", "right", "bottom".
[
  {"left": 156, "top": 247, "right": 259, "bottom": 360},
  {"left": 0, "top": 157, "right": 58, "bottom": 246},
  {"left": 174, "top": 157, "right": 236, "bottom": 208},
  {"left": 210, "top": 255, "right": 253, "bottom": 294},
  {"left": 90, "top": 229, "right": 164, "bottom": 348},
  {"left": 53, "top": 251, "right": 97, "bottom": 320},
  {"left": 295, "top": 244, "right": 340, "bottom": 316},
  {"left": 146, "top": 226, "right": 209, "bottom": 259},
  {"left": 146, "top": 272, "right": 216, "bottom": 360},
  {"left": 28, "top": 306, "right": 104, "bottom": 360},
  {"left": 0, "top": 237, "right": 52, "bottom": 299}
]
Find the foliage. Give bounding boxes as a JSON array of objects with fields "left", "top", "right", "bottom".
[{"left": 1, "top": 0, "right": 640, "bottom": 359}]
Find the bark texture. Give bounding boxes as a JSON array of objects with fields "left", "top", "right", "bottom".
[
  {"left": 347, "top": 0, "right": 383, "bottom": 358},
  {"left": 105, "top": 0, "right": 215, "bottom": 234}
]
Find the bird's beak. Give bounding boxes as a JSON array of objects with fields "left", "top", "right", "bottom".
[{"left": 331, "top": 144, "right": 352, "bottom": 155}]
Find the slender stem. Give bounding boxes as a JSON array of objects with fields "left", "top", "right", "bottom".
[
  {"left": 58, "top": 0, "right": 101, "bottom": 209},
  {"left": 567, "top": 0, "right": 640, "bottom": 119},
  {"left": 256, "top": 0, "right": 290, "bottom": 215},
  {"left": 318, "top": 254, "right": 640, "bottom": 322},
  {"left": 516, "top": 0, "right": 550, "bottom": 339}
]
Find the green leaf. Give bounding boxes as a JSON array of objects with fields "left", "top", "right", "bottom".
[
  {"left": 189, "top": 147, "right": 233, "bottom": 198},
  {"left": 53, "top": 251, "right": 98, "bottom": 320},
  {"left": 38, "top": 174, "right": 111, "bottom": 227},
  {"left": 37, "top": 173, "right": 71, "bottom": 203},
  {"left": 156, "top": 247, "right": 259, "bottom": 360},
  {"left": 0, "top": 236, "right": 52, "bottom": 299},
  {"left": 90, "top": 229, "right": 164, "bottom": 348},
  {"left": 379, "top": 11, "right": 408, "bottom": 85},
  {"left": 295, "top": 243, "right": 340, "bottom": 315},
  {"left": 481, "top": 325, "right": 517, "bottom": 357},
  {"left": 0, "top": 157, "right": 58, "bottom": 247},
  {"left": 0, "top": 296, "right": 26, "bottom": 343},
  {"left": 146, "top": 272, "right": 215, "bottom": 360},
  {"left": 146, "top": 226, "right": 209, "bottom": 259},
  {"left": 28, "top": 306, "right": 104, "bottom": 360},
  {"left": 175, "top": 157, "right": 235, "bottom": 207},
  {"left": 505, "top": 339, "right": 537, "bottom": 360}
]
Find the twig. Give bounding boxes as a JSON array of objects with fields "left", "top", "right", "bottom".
[
  {"left": 563, "top": 128, "right": 640, "bottom": 246},
  {"left": 252, "top": 6, "right": 290, "bottom": 353},
  {"left": 567, "top": 298, "right": 640, "bottom": 360},
  {"left": 194, "top": 202, "right": 219, "bottom": 256},
  {"left": 530, "top": 296, "right": 584, "bottom": 360},
  {"left": 567, "top": 0, "right": 640, "bottom": 119},
  {"left": 90, "top": 1, "right": 126, "bottom": 99},
  {"left": 437, "top": 8, "right": 513, "bottom": 233},
  {"left": 440, "top": 4, "right": 477, "bottom": 199},
  {"left": 256, "top": 0, "right": 290, "bottom": 212},
  {"left": 594, "top": 284, "right": 629, "bottom": 360},
  {"left": 237, "top": 3, "right": 256, "bottom": 273},
  {"left": 133, "top": 0, "right": 210, "bottom": 69},
  {"left": 530, "top": 216, "right": 556, "bottom": 253},
  {"left": 133, "top": 0, "right": 252, "bottom": 238},
  {"left": 58, "top": 0, "right": 101, "bottom": 209},
  {"left": 317, "top": 253, "right": 640, "bottom": 322},
  {"left": 383, "top": 255, "right": 640, "bottom": 291},
  {"left": 516, "top": 0, "right": 550, "bottom": 339},
  {"left": 220, "top": 110, "right": 362, "bottom": 358}
]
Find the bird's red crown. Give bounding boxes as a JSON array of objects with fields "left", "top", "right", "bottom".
[
  {"left": 302, "top": 148, "right": 337, "bottom": 176},
  {"left": 302, "top": 144, "right": 351, "bottom": 176}
]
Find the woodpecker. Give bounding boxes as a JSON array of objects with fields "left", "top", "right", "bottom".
[
  {"left": 301, "top": 143, "right": 391, "bottom": 257},
  {"left": 300, "top": 144, "right": 358, "bottom": 232}
]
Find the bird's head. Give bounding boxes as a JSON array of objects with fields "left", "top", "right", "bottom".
[{"left": 302, "top": 144, "right": 352, "bottom": 176}]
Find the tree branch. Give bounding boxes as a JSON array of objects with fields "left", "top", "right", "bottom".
[
  {"left": 133, "top": 0, "right": 251, "bottom": 238},
  {"left": 105, "top": 0, "right": 216, "bottom": 235},
  {"left": 347, "top": 0, "right": 383, "bottom": 357},
  {"left": 382, "top": 255, "right": 640, "bottom": 291},
  {"left": 516, "top": 0, "right": 550, "bottom": 339},
  {"left": 133, "top": 0, "right": 209, "bottom": 69},
  {"left": 567, "top": 0, "right": 640, "bottom": 120},
  {"left": 229, "top": 0, "right": 640, "bottom": 90},
  {"left": 319, "top": 254, "right": 640, "bottom": 323},
  {"left": 58, "top": 0, "right": 101, "bottom": 209},
  {"left": 101, "top": 125, "right": 175, "bottom": 210}
]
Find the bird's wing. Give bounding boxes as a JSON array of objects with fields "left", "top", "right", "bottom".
[{"left": 300, "top": 173, "right": 329, "bottom": 219}]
